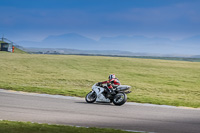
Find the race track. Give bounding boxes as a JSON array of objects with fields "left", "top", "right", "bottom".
[{"left": 0, "top": 89, "right": 200, "bottom": 133}]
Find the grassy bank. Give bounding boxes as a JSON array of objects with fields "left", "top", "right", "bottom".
[
  {"left": 0, "top": 52, "right": 200, "bottom": 107},
  {"left": 13, "top": 47, "right": 28, "bottom": 54},
  {"left": 0, "top": 120, "right": 134, "bottom": 133}
]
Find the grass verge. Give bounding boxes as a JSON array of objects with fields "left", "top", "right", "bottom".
[
  {"left": 0, "top": 120, "right": 136, "bottom": 133},
  {"left": 13, "top": 47, "right": 28, "bottom": 54}
]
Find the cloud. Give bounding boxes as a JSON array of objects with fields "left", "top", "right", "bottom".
[{"left": 1, "top": 0, "right": 200, "bottom": 41}]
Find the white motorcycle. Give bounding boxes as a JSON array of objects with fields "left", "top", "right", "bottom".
[{"left": 85, "top": 83, "right": 131, "bottom": 106}]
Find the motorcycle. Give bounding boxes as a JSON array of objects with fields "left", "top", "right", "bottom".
[{"left": 85, "top": 83, "right": 131, "bottom": 106}]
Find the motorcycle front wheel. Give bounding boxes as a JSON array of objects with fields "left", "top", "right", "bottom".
[
  {"left": 85, "top": 91, "right": 97, "bottom": 103},
  {"left": 113, "top": 92, "right": 127, "bottom": 106}
]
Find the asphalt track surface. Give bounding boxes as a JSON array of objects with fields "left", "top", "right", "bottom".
[{"left": 0, "top": 89, "right": 200, "bottom": 133}]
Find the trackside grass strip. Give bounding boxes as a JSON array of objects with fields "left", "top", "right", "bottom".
[
  {"left": 0, "top": 52, "right": 200, "bottom": 107},
  {"left": 0, "top": 120, "right": 136, "bottom": 133}
]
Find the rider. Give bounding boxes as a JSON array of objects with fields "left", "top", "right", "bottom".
[{"left": 98, "top": 74, "right": 120, "bottom": 95}]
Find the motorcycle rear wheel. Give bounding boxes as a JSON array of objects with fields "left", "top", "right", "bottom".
[
  {"left": 85, "top": 91, "right": 97, "bottom": 103},
  {"left": 113, "top": 92, "right": 127, "bottom": 106}
]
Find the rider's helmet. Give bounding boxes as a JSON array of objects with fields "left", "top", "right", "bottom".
[{"left": 108, "top": 74, "right": 115, "bottom": 80}]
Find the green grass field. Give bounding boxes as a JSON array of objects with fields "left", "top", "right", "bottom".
[
  {"left": 0, "top": 52, "right": 200, "bottom": 107},
  {"left": 0, "top": 120, "right": 134, "bottom": 133}
]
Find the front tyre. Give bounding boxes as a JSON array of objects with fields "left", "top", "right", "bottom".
[
  {"left": 113, "top": 92, "right": 127, "bottom": 106},
  {"left": 85, "top": 91, "right": 97, "bottom": 103}
]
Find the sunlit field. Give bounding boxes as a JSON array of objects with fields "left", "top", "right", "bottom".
[{"left": 0, "top": 52, "right": 200, "bottom": 107}]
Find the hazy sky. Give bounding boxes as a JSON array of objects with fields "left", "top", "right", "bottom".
[{"left": 1, "top": 0, "right": 200, "bottom": 41}]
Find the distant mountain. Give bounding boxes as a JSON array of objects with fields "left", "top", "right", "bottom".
[
  {"left": 18, "top": 33, "right": 97, "bottom": 50},
  {"left": 98, "top": 35, "right": 174, "bottom": 53},
  {"left": 18, "top": 46, "right": 137, "bottom": 56},
  {"left": 17, "top": 33, "right": 200, "bottom": 55},
  {"left": 15, "top": 46, "right": 200, "bottom": 60},
  {"left": 100, "top": 35, "right": 172, "bottom": 44},
  {"left": 191, "top": 55, "right": 200, "bottom": 58},
  {"left": 42, "top": 33, "right": 97, "bottom": 49}
]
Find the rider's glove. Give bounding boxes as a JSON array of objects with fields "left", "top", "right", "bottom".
[{"left": 97, "top": 82, "right": 101, "bottom": 86}]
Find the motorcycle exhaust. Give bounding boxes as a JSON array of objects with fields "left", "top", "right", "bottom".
[{"left": 124, "top": 91, "right": 131, "bottom": 94}]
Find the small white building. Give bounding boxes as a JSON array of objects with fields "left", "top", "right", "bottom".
[{"left": 0, "top": 38, "right": 14, "bottom": 52}]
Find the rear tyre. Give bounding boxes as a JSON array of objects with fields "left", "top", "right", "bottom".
[
  {"left": 113, "top": 92, "right": 127, "bottom": 106},
  {"left": 85, "top": 91, "right": 97, "bottom": 103}
]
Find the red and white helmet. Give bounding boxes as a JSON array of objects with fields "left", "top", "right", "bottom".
[{"left": 108, "top": 74, "right": 115, "bottom": 80}]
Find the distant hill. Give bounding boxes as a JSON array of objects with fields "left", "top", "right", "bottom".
[
  {"left": 17, "top": 33, "right": 200, "bottom": 55},
  {"left": 18, "top": 47, "right": 135, "bottom": 56},
  {"left": 18, "top": 33, "right": 97, "bottom": 50},
  {"left": 191, "top": 55, "right": 200, "bottom": 58},
  {"left": 13, "top": 46, "right": 200, "bottom": 62},
  {"left": 15, "top": 45, "right": 200, "bottom": 60}
]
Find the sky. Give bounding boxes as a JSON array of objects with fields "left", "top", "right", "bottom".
[{"left": 0, "top": 0, "right": 200, "bottom": 42}]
